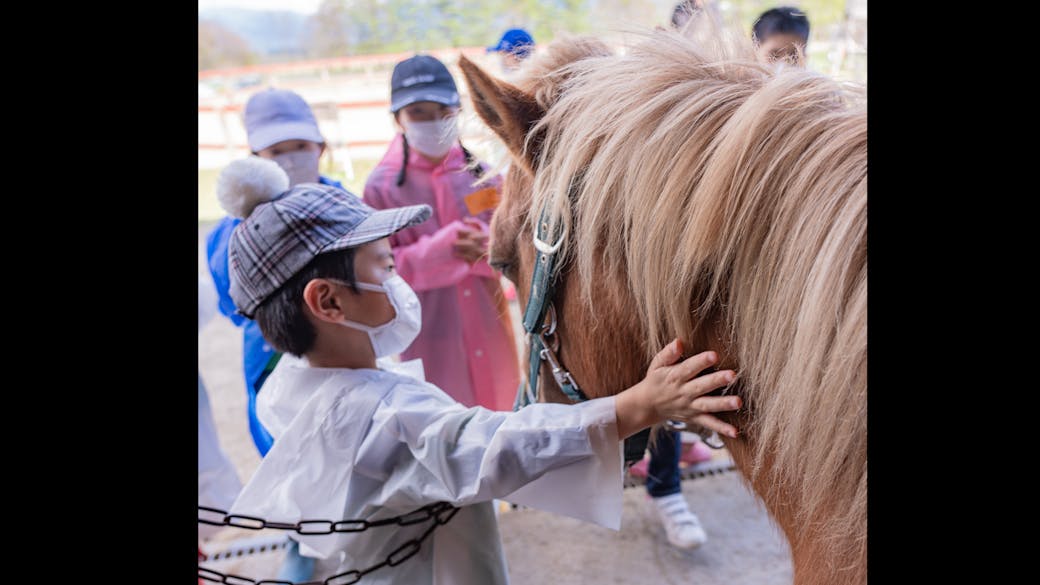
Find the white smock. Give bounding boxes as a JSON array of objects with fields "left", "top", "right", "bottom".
[
  {"left": 198, "top": 275, "right": 242, "bottom": 540},
  {"left": 230, "top": 353, "right": 624, "bottom": 584}
]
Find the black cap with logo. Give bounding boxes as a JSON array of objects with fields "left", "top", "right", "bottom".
[{"left": 390, "top": 55, "right": 461, "bottom": 113}]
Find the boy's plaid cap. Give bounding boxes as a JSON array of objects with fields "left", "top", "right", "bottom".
[{"left": 228, "top": 183, "right": 430, "bottom": 318}]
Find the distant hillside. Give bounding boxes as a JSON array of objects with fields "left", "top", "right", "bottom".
[{"left": 199, "top": 7, "right": 309, "bottom": 60}]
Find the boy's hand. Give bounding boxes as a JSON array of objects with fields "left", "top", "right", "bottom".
[
  {"left": 644, "top": 339, "right": 740, "bottom": 436},
  {"left": 615, "top": 339, "right": 741, "bottom": 440}
]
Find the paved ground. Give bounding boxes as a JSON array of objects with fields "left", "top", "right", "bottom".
[{"left": 198, "top": 222, "right": 792, "bottom": 584}]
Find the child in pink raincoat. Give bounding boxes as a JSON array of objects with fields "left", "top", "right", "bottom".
[{"left": 363, "top": 55, "right": 519, "bottom": 411}]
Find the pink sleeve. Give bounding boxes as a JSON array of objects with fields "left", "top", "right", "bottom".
[
  {"left": 361, "top": 178, "right": 386, "bottom": 210},
  {"left": 393, "top": 220, "right": 473, "bottom": 291}
]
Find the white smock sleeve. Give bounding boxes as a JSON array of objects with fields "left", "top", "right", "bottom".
[{"left": 355, "top": 375, "right": 625, "bottom": 530}]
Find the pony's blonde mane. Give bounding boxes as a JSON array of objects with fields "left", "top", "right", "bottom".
[{"left": 523, "top": 30, "right": 866, "bottom": 562}]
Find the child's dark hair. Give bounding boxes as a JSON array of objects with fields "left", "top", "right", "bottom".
[
  {"left": 395, "top": 135, "right": 485, "bottom": 187},
  {"left": 671, "top": 0, "right": 701, "bottom": 28},
  {"left": 752, "top": 6, "right": 810, "bottom": 46},
  {"left": 254, "top": 247, "right": 358, "bottom": 357}
]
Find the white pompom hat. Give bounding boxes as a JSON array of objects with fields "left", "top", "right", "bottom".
[{"left": 216, "top": 156, "right": 290, "bottom": 219}]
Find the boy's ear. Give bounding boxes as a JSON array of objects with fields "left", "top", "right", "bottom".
[{"left": 302, "top": 278, "right": 346, "bottom": 324}]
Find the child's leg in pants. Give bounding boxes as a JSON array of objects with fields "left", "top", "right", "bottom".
[
  {"left": 278, "top": 539, "right": 315, "bottom": 582},
  {"left": 645, "top": 430, "right": 682, "bottom": 497}
]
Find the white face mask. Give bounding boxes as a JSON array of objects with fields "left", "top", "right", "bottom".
[
  {"left": 272, "top": 149, "right": 321, "bottom": 186},
  {"left": 338, "top": 275, "right": 422, "bottom": 358},
  {"left": 403, "top": 118, "right": 459, "bottom": 158}
]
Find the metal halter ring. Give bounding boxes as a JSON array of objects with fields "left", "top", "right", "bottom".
[{"left": 540, "top": 304, "right": 559, "bottom": 350}]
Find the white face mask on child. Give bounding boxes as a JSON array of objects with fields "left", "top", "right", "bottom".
[
  {"left": 339, "top": 275, "right": 422, "bottom": 358},
  {"left": 404, "top": 118, "right": 458, "bottom": 158},
  {"left": 272, "top": 150, "right": 321, "bottom": 186}
]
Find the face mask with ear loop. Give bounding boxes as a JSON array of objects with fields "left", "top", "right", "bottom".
[
  {"left": 403, "top": 117, "right": 459, "bottom": 158},
  {"left": 272, "top": 149, "right": 322, "bottom": 186},
  {"left": 335, "top": 275, "right": 422, "bottom": 358}
]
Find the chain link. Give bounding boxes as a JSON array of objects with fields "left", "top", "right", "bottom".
[
  {"left": 198, "top": 501, "right": 455, "bottom": 535},
  {"left": 198, "top": 503, "right": 459, "bottom": 585}
]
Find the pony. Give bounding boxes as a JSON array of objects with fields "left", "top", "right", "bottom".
[{"left": 457, "top": 30, "right": 866, "bottom": 585}]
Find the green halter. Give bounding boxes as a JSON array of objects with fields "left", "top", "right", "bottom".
[{"left": 513, "top": 205, "right": 588, "bottom": 410}]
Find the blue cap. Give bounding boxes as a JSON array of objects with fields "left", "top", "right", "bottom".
[
  {"left": 487, "top": 28, "right": 535, "bottom": 58},
  {"left": 243, "top": 88, "right": 324, "bottom": 152}
]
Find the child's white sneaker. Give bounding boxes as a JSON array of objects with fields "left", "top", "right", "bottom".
[{"left": 652, "top": 493, "right": 707, "bottom": 549}]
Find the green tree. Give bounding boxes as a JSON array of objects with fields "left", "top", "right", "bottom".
[
  {"left": 429, "top": 0, "right": 474, "bottom": 48},
  {"left": 348, "top": 0, "right": 385, "bottom": 54},
  {"left": 303, "top": 0, "right": 353, "bottom": 57},
  {"left": 379, "top": 0, "right": 420, "bottom": 53},
  {"left": 555, "top": 0, "right": 592, "bottom": 34},
  {"left": 198, "top": 19, "right": 258, "bottom": 71}
]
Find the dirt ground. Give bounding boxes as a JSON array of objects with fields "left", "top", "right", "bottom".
[{"left": 197, "top": 222, "right": 792, "bottom": 584}]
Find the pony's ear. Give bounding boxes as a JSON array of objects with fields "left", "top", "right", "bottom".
[{"left": 458, "top": 55, "right": 544, "bottom": 174}]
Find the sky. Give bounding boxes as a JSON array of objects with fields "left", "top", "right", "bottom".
[{"left": 198, "top": 0, "right": 324, "bottom": 14}]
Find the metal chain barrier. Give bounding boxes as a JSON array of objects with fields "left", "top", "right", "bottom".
[
  {"left": 199, "top": 461, "right": 737, "bottom": 578},
  {"left": 198, "top": 502, "right": 458, "bottom": 585}
]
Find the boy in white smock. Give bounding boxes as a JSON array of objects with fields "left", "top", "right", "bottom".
[{"left": 217, "top": 157, "right": 741, "bottom": 584}]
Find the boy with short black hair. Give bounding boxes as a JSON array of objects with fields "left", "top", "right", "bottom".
[
  {"left": 218, "top": 156, "right": 741, "bottom": 584},
  {"left": 670, "top": 0, "right": 704, "bottom": 29},
  {"left": 752, "top": 6, "right": 811, "bottom": 66}
]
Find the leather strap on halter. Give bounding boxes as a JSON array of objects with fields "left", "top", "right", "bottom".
[
  {"left": 507, "top": 201, "right": 720, "bottom": 460},
  {"left": 510, "top": 204, "right": 653, "bottom": 464},
  {"left": 513, "top": 205, "right": 588, "bottom": 410}
]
